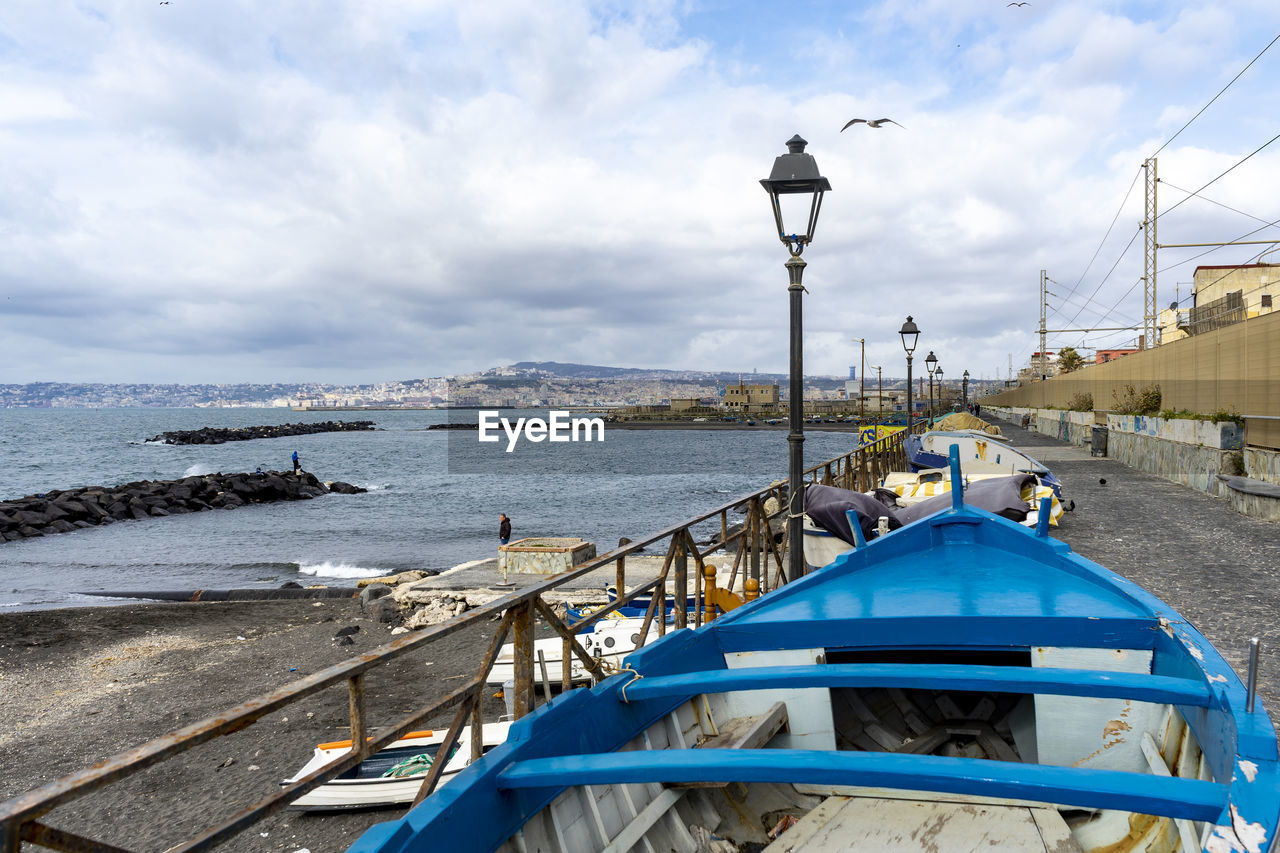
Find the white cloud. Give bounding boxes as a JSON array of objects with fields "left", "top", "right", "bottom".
[{"left": 1, "top": 0, "right": 1279, "bottom": 383}]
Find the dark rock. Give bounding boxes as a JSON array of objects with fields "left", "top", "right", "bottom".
[
  {"left": 360, "top": 584, "right": 392, "bottom": 606},
  {"left": 333, "top": 625, "right": 361, "bottom": 638},
  {"left": 280, "top": 581, "right": 303, "bottom": 589},
  {"left": 328, "top": 481, "right": 367, "bottom": 495},
  {"left": 333, "top": 635, "right": 355, "bottom": 646},
  {"left": 148, "top": 420, "right": 377, "bottom": 446},
  {"left": 366, "top": 596, "right": 401, "bottom": 624}
]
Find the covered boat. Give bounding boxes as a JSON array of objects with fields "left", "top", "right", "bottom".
[
  {"left": 348, "top": 449, "right": 1279, "bottom": 853},
  {"left": 906, "top": 429, "right": 1072, "bottom": 509}
]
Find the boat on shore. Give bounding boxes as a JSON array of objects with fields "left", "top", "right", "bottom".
[
  {"left": 282, "top": 723, "right": 513, "bottom": 811},
  {"left": 906, "top": 429, "right": 1073, "bottom": 509},
  {"left": 348, "top": 448, "right": 1279, "bottom": 853}
]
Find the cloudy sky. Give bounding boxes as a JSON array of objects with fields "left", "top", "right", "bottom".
[{"left": 3, "top": 1, "right": 1280, "bottom": 384}]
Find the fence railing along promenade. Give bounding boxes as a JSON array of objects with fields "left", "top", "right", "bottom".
[{"left": 0, "top": 429, "right": 911, "bottom": 853}]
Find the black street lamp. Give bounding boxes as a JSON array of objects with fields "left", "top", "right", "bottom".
[
  {"left": 962, "top": 369, "right": 970, "bottom": 407},
  {"left": 936, "top": 366, "right": 944, "bottom": 417},
  {"left": 761, "top": 135, "right": 830, "bottom": 581},
  {"left": 925, "top": 350, "right": 937, "bottom": 426},
  {"left": 899, "top": 317, "right": 919, "bottom": 430}
]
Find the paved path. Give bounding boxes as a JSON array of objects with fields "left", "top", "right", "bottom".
[{"left": 988, "top": 416, "right": 1280, "bottom": 713}]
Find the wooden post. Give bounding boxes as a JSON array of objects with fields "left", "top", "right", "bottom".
[
  {"left": 674, "top": 532, "right": 688, "bottom": 629},
  {"left": 561, "top": 634, "right": 573, "bottom": 692},
  {"left": 470, "top": 700, "right": 483, "bottom": 763},
  {"left": 703, "top": 564, "right": 718, "bottom": 622},
  {"left": 512, "top": 600, "right": 535, "bottom": 719},
  {"left": 615, "top": 553, "right": 626, "bottom": 605},
  {"left": 347, "top": 673, "right": 367, "bottom": 759}
]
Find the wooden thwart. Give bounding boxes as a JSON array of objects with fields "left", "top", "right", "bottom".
[{"left": 669, "top": 701, "right": 790, "bottom": 789}]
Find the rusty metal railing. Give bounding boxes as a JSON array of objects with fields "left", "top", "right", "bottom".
[{"left": 0, "top": 430, "right": 909, "bottom": 853}]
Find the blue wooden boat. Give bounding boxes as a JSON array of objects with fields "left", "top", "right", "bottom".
[{"left": 348, "top": 448, "right": 1278, "bottom": 853}]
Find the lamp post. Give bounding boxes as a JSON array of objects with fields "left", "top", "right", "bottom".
[
  {"left": 963, "top": 369, "right": 970, "bottom": 408},
  {"left": 852, "top": 338, "right": 865, "bottom": 421},
  {"left": 936, "top": 366, "right": 944, "bottom": 416},
  {"left": 925, "top": 350, "right": 937, "bottom": 426},
  {"left": 899, "top": 317, "right": 919, "bottom": 431},
  {"left": 872, "top": 365, "right": 882, "bottom": 423},
  {"left": 761, "top": 134, "right": 830, "bottom": 581}
]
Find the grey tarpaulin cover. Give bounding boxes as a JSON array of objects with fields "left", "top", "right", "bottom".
[{"left": 805, "top": 475, "right": 1037, "bottom": 546}]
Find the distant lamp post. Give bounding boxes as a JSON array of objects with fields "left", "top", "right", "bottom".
[
  {"left": 936, "top": 366, "right": 944, "bottom": 417},
  {"left": 962, "top": 369, "right": 970, "bottom": 407},
  {"left": 761, "top": 134, "right": 830, "bottom": 581},
  {"left": 872, "top": 365, "right": 882, "bottom": 423},
  {"left": 899, "top": 316, "right": 919, "bottom": 430},
  {"left": 852, "top": 338, "right": 865, "bottom": 421},
  {"left": 925, "top": 350, "right": 938, "bottom": 426}
]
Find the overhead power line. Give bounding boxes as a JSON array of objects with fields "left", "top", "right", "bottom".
[
  {"left": 1151, "top": 31, "right": 1280, "bottom": 158},
  {"left": 1157, "top": 129, "right": 1280, "bottom": 224}
]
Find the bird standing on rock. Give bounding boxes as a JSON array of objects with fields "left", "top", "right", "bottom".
[{"left": 841, "top": 118, "right": 903, "bottom": 131}]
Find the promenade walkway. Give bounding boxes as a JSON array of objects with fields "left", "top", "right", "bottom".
[{"left": 986, "top": 415, "right": 1280, "bottom": 713}]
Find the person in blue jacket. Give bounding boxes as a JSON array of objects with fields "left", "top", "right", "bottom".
[{"left": 292, "top": 450, "right": 300, "bottom": 473}]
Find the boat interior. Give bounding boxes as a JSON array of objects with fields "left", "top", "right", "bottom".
[{"left": 352, "top": 455, "right": 1275, "bottom": 853}]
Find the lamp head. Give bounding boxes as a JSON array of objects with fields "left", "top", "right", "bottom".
[
  {"left": 898, "top": 316, "right": 919, "bottom": 355},
  {"left": 925, "top": 350, "right": 938, "bottom": 372},
  {"left": 761, "top": 135, "right": 831, "bottom": 256}
]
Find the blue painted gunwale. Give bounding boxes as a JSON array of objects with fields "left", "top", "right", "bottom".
[{"left": 348, "top": 483, "right": 1280, "bottom": 852}]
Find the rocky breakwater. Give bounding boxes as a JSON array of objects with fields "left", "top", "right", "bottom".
[
  {"left": 148, "top": 420, "right": 376, "bottom": 445},
  {"left": 0, "top": 471, "right": 367, "bottom": 542}
]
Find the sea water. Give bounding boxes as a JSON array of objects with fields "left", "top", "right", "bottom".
[{"left": 0, "top": 409, "right": 862, "bottom": 611}]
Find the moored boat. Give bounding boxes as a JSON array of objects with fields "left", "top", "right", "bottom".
[
  {"left": 348, "top": 448, "right": 1279, "bottom": 853},
  {"left": 906, "top": 429, "right": 1072, "bottom": 509},
  {"left": 282, "top": 722, "right": 513, "bottom": 811}
]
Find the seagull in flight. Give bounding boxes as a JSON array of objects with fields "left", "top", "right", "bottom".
[
  {"left": 841, "top": 118, "right": 903, "bottom": 131},
  {"left": 1008, "top": 2, "right": 1030, "bottom": 6}
]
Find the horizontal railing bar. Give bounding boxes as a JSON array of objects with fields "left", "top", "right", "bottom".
[{"left": 617, "top": 664, "right": 1214, "bottom": 707}]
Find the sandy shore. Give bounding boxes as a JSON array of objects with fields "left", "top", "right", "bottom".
[{"left": 0, "top": 599, "right": 508, "bottom": 853}]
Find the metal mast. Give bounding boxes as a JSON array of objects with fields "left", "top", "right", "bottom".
[
  {"left": 1039, "top": 269, "right": 1048, "bottom": 379},
  {"left": 1143, "top": 158, "right": 1158, "bottom": 349}
]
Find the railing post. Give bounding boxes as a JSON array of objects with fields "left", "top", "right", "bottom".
[
  {"left": 348, "top": 673, "right": 367, "bottom": 759},
  {"left": 703, "top": 564, "right": 718, "bottom": 622},
  {"left": 470, "top": 700, "right": 483, "bottom": 763},
  {"left": 512, "top": 600, "right": 535, "bottom": 719},
  {"left": 720, "top": 509, "right": 728, "bottom": 549},
  {"left": 745, "top": 577, "right": 759, "bottom": 602},
  {"left": 561, "top": 634, "right": 573, "bottom": 692},
  {"left": 674, "top": 533, "right": 688, "bottom": 629},
  {"left": 615, "top": 553, "right": 626, "bottom": 604}
]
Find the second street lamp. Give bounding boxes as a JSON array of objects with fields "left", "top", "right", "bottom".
[
  {"left": 925, "top": 350, "right": 938, "bottom": 426},
  {"left": 963, "top": 369, "right": 970, "bottom": 408},
  {"left": 761, "top": 134, "right": 830, "bottom": 581},
  {"left": 899, "top": 316, "right": 918, "bottom": 431},
  {"left": 936, "top": 366, "right": 944, "bottom": 418}
]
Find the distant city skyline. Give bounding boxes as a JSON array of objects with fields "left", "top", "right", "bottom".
[{"left": 5, "top": 3, "right": 1276, "bottom": 385}]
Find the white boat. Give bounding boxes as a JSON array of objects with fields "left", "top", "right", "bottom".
[
  {"left": 488, "top": 615, "right": 683, "bottom": 687},
  {"left": 282, "top": 722, "right": 512, "bottom": 811}
]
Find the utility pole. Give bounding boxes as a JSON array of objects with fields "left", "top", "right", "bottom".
[
  {"left": 1039, "top": 269, "right": 1048, "bottom": 380},
  {"left": 1142, "top": 157, "right": 1158, "bottom": 349},
  {"left": 852, "top": 338, "right": 865, "bottom": 420}
]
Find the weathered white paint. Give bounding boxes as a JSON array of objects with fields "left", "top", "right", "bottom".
[{"left": 720, "top": 649, "right": 836, "bottom": 751}]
